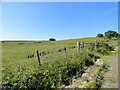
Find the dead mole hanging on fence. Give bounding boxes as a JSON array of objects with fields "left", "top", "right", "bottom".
[
  {"left": 63, "top": 47, "right": 67, "bottom": 53},
  {"left": 36, "top": 50, "right": 41, "bottom": 66},
  {"left": 27, "top": 54, "right": 34, "bottom": 58}
]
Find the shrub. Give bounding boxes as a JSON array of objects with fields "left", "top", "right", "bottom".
[
  {"left": 96, "top": 33, "right": 104, "bottom": 37},
  {"left": 96, "top": 47, "right": 110, "bottom": 55},
  {"left": 105, "top": 30, "right": 118, "bottom": 39},
  {"left": 49, "top": 38, "right": 56, "bottom": 41},
  {"left": 96, "top": 42, "right": 114, "bottom": 55}
]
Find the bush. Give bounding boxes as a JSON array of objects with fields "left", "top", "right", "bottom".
[
  {"left": 49, "top": 38, "right": 56, "bottom": 41},
  {"left": 105, "top": 30, "right": 118, "bottom": 39},
  {"left": 96, "top": 47, "right": 110, "bottom": 55},
  {"left": 96, "top": 33, "right": 104, "bottom": 37},
  {"left": 96, "top": 42, "right": 114, "bottom": 54}
]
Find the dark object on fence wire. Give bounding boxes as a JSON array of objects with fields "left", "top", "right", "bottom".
[
  {"left": 40, "top": 53, "right": 41, "bottom": 56},
  {"left": 39, "top": 51, "right": 47, "bottom": 56},
  {"left": 27, "top": 54, "right": 34, "bottom": 58},
  {"left": 72, "top": 46, "right": 76, "bottom": 48},
  {"left": 36, "top": 50, "right": 41, "bottom": 66},
  {"left": 51, "top": 51, "right": 53, "bottom": 54},
  {"left": 58, "top": 49, "right": 62, "bottom": 52},
  {"left": 68, "top": 46, "right": 76, "bottom": 49},
  {"left": 63, "top": 47, "right": 67, "bottom": 57},
  {"left": 63, "top": 47, "right": 67, "bottom": 53},
  {"left": 58, "top": 47, "right": 66, "bottom": 53},
  {"left": 41, "top": 51, "right": 46, "bottom": 56},
  {"left": 77, "top": 42, "right": 80, "bottom": 52}
]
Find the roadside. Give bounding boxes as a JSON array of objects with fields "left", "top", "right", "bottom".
[
  {"left": 62, "top": 53, "right": 119, "bottom": 89},
  {"left": 101, "top": 54, "right": 118, "bottom": 88}
]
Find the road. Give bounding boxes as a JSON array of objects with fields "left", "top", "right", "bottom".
[{"left": 102, "top": 54, "right": 119, "bottom": 89}]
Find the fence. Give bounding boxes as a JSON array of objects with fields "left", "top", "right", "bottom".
[{"left": 28, "top": 41, "right": 98, "bottom": 66}]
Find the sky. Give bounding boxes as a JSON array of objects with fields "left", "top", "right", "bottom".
[
  {"left": 1, "top": 0, "right": 119, "bottom": 2},
  {"left": 1, "top": 2, "right": 118, "bottom": 40}
]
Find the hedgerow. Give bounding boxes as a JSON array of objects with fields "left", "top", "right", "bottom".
[{"left": 2, "top": 51, "right": 96, "bottom": 90}]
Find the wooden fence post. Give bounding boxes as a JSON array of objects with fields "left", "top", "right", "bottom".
[
  {"left": 77, "top": 42, "right": 80, "bottom": 52},
  {"left": 81, "top": 41, "right": 84, "bottom": 49},
  {"left": 95, "top": 40, "right": 97, "bottom": 48},
  {"left": 36, "top": 50, "right": 41, "bottom": 66}
]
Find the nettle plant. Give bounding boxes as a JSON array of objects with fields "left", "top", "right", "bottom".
[{"left": 2, "top": 51, "right": 98, "bottom": 89}]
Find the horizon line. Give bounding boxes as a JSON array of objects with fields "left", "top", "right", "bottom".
[{"left": 0, "top": 37, "right": 97, "bottom": 41}]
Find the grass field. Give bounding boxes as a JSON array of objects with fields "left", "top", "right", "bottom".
[
  {"left": 2, "top": 37, "right": 105, "bottom": 70},
  {"left": 1, "top": 37, "right": 119, "bottom": 89}
]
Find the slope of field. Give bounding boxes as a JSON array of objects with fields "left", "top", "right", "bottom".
[
  {"left": 2, "top": 37, "right": 118, "bottom": 89},
  {"left": 2, "top": 37, "right": 104, "bottom": 70}
]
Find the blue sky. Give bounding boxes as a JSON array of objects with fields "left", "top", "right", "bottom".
[{"left": 2, "top": 2, "right": 118, "bottom": 40}]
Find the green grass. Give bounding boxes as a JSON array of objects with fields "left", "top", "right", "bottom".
[
  {"left": 58, "top": 37, "right": 104, "bottom": 45},
  {"left": 2, "top": 37, "right": 118, "bottom": 72},
  {"left": 1, "top": 37, "right": 119, "bottom": 89},
  {"left": 2, "top": 37, "right": 104, "bottom": 70}
]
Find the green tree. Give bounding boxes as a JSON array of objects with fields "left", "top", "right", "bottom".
[
  {"left": 104, "top": 30, "right": 118, "bottom": 39},
  {"left": 49, "top": 38, "right": 56, "bottom": 41},
  {"left": 96, "top": 33, "right": 104, "bottom": 37}
]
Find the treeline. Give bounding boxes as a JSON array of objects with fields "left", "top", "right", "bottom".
[{"left": 96, "top": 30, "right": 119, "bottom": 39}]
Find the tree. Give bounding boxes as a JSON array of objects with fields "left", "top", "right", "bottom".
[
  {"left": 49, "top": 38, "right": 56, "bottom": 41},
  {"left": 104, "top": 30, "right": 118, "bottom": 39},
  {"left": 96, "top": 33, "right": 104, "bottom": 37}
]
